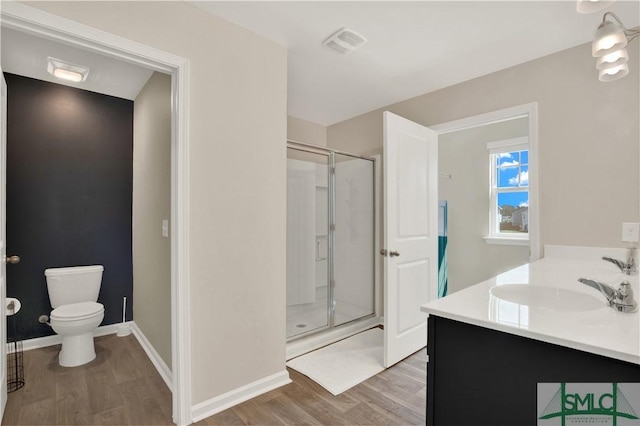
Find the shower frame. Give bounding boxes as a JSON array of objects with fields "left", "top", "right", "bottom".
[{"left": 286, "top": 139, "right": 378, "bottom": 343}]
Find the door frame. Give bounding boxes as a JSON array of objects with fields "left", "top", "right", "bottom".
[
  {"left": 430, "top": 102, "right": 540, "bottom": 261},
  {"left": 0, "top": 3, "right": 192, "bottom": 425},
  {"left": 0, "top": 69, "right": 6, "bottom": 419}
]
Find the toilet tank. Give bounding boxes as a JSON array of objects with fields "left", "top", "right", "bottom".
[{"left": 45, "top": 265, "right": 104, "bottom": 308}]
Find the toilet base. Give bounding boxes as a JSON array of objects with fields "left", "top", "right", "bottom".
[{"left": 58, "top": 331, "right": 96, "bottom": 367}]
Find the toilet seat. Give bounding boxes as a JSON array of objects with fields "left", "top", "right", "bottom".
[{"left": 51, "top": 302, "right": 104, "bottom": 322}]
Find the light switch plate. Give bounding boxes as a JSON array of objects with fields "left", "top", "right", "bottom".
[
  {"left": 162, "top": 220, "right": 169, "bottom": 238},
  {"left": 622, "top": 222, "right": 639, "bottom": 243}
]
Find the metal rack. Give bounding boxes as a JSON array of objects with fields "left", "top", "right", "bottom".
[{"left": 7, "top": 300, "right": 24, "bottom": 393}]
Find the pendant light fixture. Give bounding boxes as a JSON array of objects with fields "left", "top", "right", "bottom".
[
  {"left": 577, "top": 0, "right": 616, "bottom": 14},
  {"left": 592, "top": 12, "right": 639, "bottom": 82}
]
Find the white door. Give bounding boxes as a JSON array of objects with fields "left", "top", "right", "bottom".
[
  {"left": 0, "top": 70, "right": 7, "bottom": 416},
  {"left": 383, "top": 111, "right": 438, "bottom": 368}
]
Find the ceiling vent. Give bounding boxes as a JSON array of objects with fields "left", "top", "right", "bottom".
[{"left": 323, "top": 28, "right": 367, "bottom": 54}]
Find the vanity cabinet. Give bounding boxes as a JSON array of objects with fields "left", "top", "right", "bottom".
[{"left": 426, "top": 315, "right": 640, "bottom": 426}]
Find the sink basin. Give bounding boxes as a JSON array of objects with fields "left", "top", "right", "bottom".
[{"left": 490, "top": 284, "right": 605, "bottom": 312}]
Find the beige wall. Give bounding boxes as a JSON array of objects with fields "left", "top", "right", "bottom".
[
  {"left": 439, "top": 118, "right": 529, "bottom": 293},
  {"left": 133, "top": 71, "right": 172, "bottom": 368},
  {"left": 27, "top": 1, "right": 288, "bottom": 406},
  {"left": 287, "top": 116, "right": 327, "bottom": 147},
  {"left": 329, "top": 41, "right": 639, "bottom": 291}
]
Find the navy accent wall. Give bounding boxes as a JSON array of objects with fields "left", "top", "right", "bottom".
[{"left": 4, "top": 73, "right": 133, "bottom": 340}]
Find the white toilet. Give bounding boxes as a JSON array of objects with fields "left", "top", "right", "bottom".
[{"left": 44, "top": 265, "right": 105, "bottom": 367}]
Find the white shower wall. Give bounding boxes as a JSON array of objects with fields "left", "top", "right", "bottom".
[
  {"left": 286, "top": 159, "right": 318, "bottom": 306},
  {"left": 314, "top": 165, "right": 329, "bottom": 291}
]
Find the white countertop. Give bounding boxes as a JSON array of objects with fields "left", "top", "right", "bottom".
[{"left": 421, "top": 247, "right": 640, "bottom": 365}]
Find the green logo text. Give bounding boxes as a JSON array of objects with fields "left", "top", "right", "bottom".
[{"left": 539, "top": 383, "right": 639, "bottom": 426}]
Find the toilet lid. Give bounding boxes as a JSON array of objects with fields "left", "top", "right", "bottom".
[{"left": 51, "top": 302, "right": 104, "bottom": 321}]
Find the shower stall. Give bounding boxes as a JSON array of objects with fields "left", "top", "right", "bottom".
[{"left": 286, "top": 142, "right": 376, "bottom": 341}]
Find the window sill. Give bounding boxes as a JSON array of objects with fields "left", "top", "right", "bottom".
[{"left": 483, "top": 236, "right": 529, "bottom": 246}]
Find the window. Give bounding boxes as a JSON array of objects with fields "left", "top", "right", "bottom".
[{"left": 487, "top": 137, "right": 529, "bottom": 245}]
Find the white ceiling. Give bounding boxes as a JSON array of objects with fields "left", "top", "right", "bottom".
[
  {"left": 192, "top": 1, "right": 640, "bottom": 126},
  {"left": 1, "top": 27, "right": 154, "bottom": 101},
  {"left": 1, "top": 2, "right": 638, "bottom": 122}
]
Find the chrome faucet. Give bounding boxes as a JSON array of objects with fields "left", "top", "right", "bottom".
[
  {"left": 602, "top": 256, "right": 636, "bottom": 275},
  {"left": 578, "top": 278, "right": 638, "bottom": 313}
]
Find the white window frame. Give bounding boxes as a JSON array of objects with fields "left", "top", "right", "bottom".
[{"left": 485, "top": 137, "right": 530, "bottom": 246}]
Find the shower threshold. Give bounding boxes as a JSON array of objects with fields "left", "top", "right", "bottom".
[{"left": 286, "top": 315, "right": 381, "bottom": 360}]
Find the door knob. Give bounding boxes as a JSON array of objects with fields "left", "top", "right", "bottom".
[
  {"left": 380, "top": 249, "right": 388, "bottom": 256},
  {"left": 5, "top": 255, "right": 20, "bottom": 264},
  {"left": 390, "top": 251, "right": 400, "bottom": 257}
]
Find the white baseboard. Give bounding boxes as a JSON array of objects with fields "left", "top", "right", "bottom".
[
  {"left": 21, "top": 321, "right": 132, "bottom": 352},
  {"left": 131, "top": 322, "right": 172, "bottom": 389},
  {"left": 191, "top": 370, "right": 291, "bottom": 423},
  {"left": 1, "top": 371, "right": 6, "bottom": 419}
]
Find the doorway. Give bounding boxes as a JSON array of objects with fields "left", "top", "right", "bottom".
[
  {"left": 0, "top": 3, "right": 191, "bottom": 424},
  {"left": 3, "top": 72, "right": 137, "bottom": 343},
  {"left": 432, "top": 103, "right": 539, "bottom": 294}
]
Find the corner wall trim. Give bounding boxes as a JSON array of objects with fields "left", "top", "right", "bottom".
[
  {"left": 131, "top": 322, "right": 173, "bottom": 389},
  {"left": 190, "top": 370, "right": 291, "bottom": 423}
]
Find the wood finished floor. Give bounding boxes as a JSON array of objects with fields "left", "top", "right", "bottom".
[
  {"left": 2, "top": 334, "right": 426, "bottom": 425},
  {"left": 2, "top": 334, "right": 173, "bottom": 426},
  {"left": 197, "top": 349, "right": 427, "bottom": 426}
]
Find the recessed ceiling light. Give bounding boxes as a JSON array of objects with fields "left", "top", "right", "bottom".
[{"left": 47, "top": 57, "right": 89, "bottom": 83}]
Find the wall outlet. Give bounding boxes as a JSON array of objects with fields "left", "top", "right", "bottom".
[{"left": 622, "top": 222, "right": 639, "bottom": 243}]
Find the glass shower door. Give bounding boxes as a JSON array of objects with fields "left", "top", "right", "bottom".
[
  {"left": 286, "top": 148, "right": 330, "bottom": 339},
  {"left": 333, "top": 154, "right": 375, "bottom": 326}
]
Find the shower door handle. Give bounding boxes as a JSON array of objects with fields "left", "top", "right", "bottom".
[{"left": 316, "top": 239, "right": 327, "bottom": 261}]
